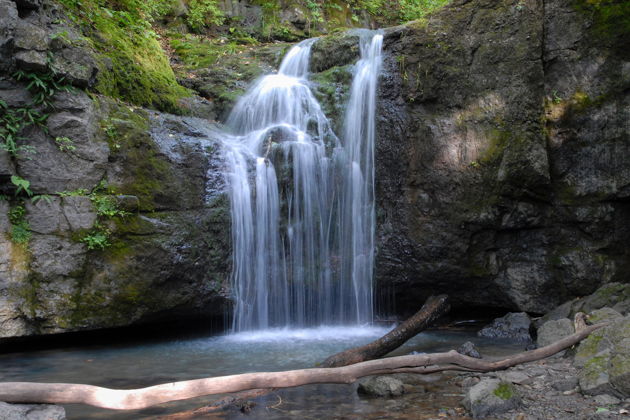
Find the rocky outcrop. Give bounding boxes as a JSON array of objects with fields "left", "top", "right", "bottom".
[
  {"left": 0, "top": 90, "right": 231, "bottom": 338},
  {"left": 0, "top": 0, "right": 231, "bottom": 338},
  {"left": 374, "top": 0, "right": 630, "bottom": 315}
]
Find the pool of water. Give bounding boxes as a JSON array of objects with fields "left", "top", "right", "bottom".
[{"left": 0, "top": 326, "right": 525, "bottom": 419}]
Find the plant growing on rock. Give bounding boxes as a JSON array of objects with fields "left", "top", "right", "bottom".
[{"left": 8, "top": 204, "right": 30, "bottom": 245}]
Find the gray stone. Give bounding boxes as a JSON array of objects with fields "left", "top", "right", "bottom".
[
  {"left": 14, "top": 21, "right": 49, "bottom": 51},
  {"left": 30, "top": 235, "right": 86, "bottom": 278},
  {"left": 0, "top": 200, "right": 9, "bottom": 233},
  {"left": 478, "top": 313, "right": 533, "bottom": 343},
  {"left": 15, "top": 94, "right": 109, "bottom": 194},
  {"left": 458, "top": 341, "right": 482, "bottom": 359},
  {"left": 50, "top": 47, "right": 98, "bottom": 88},
  {"left": 25, "top": 197, "right": 70, "bottom": 234},
  {"left": 463, "top": 379, "right": 520, "bottom": 418},
  {"left": 0, "top": 402, "right": 65, "bottom": 420},
  {"left": 496, "top": 371, "right": 531, "bottom": 385},
  {"left": 61, "top": 196, "right": 97, "bottom": 231},
  {"left": 0, "top": 83, "right": 32, "bottom": 108},
  {"left": 14, "top": 50, "right": 47, "bottom": 72},
  {"left": 589, "top": 308, "right": 623, "bottom": 324},
  {"left": 0, "top": 148, "right": 14, "bottom": 179},
  {"left": 593, "top": 394, "right": 621, "bottom": 406},
  {"left": 552, "top": 377, "right": 579, "bottom": 392},
  {"left": 357, "top": 376, "right": 405, "bottom": 397},
  {"left": 0, "top": 0, "right": 18, "bottom": 49},
  {"left": 537, "top": 318, "right": 574, "bottom": 348}
]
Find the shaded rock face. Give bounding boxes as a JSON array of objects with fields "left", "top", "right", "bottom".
[{"left": 374, "top": 0, "right": 630, "bottom": 315}]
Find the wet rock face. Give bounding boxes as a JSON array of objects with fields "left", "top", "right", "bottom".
[{"left": 374, "top": 0, "right": 630, "bottom": 315}]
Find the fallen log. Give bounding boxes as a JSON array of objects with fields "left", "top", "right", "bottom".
[
  {"left": 0, "top": 323, "right": 605, "bottom": 411},
  {"left": 163, "top": 293, "right": 452, "bottom": 418},
  {"left": 321, "top": 294, "right": 450, "bottom": 367}
]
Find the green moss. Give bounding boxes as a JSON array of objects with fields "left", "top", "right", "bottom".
[
  {"left": 102, "top": 105, "right": 174, "bottom": 211},
  {"left": 493, "top": 382, "right": 514, "bottom": 400},
  {"left": 57, "top": 0, "right": 190, "bottom": 113},
  {"left": 577, "top": 333, "right": 605, "bottom": 360},
  {"left": 479, "top": 128, "right": 511, "bottom": 165},
  {"left": 572, "top": 0, "right": 630, "bottom": 54},
  {"left": 311, "top": 65, "right": 353, "bottom": 127}
]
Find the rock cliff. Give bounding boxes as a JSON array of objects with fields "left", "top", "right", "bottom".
[
  {"left": 375, "top": 0, "right": 629, "bottom": 315},
  {"left": 0, "top": 0, "right": 628, "bottom": 339}
]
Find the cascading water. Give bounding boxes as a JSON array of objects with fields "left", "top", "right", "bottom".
[{"left": 222, "top": 32, "right": 383, "bottom": 332}]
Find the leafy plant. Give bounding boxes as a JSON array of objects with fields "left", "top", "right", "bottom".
[
  {"left": 81, "top": 225, "right": 111, "bottom": 250},
  {"left": 55, "top": 136, "right": 76, "bottom": 152},
  {"left": 11, "top": 175, "right": 33, "bottom": 197},
  {"left": 186, "top": 0, "right": 225, "bottom": 32},
  {"left": 8, "top": 204, "right": 31, "bottom": 244}
]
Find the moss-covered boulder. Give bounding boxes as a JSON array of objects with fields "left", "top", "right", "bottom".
[
  {"left": 463, "top": 379, "right": 520, "bottom": 418},
  {"left": 576, "top": 315, "right": 630, "bottom": 398}
]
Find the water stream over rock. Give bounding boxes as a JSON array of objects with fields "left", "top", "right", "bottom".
[{"left": 221, "top": 33, "right": 383, "bottom": 331}]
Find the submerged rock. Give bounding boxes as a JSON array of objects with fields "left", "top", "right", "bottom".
[
  {"left": 478, "top": 313, "right": 533, "bottom": 343},
  {"left": 357, "top": 376, "right": 405, "bottom": 397},
  {"left": 457, "top": 341, "right": 482, "bottom": 359}
]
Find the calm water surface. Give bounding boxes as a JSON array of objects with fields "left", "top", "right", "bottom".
[{"left": 0, "top": 326, "right": 525, "bottom": 419}]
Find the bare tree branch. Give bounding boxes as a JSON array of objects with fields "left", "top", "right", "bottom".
[{"left": 0, "top": 323, "right": 605, "bottom": 411}]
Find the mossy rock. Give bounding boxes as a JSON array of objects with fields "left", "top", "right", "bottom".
[
  {"left": 577, "top": 316, "right": 630, "bottom": 398},
  {"left": 310, "top": 32, "right": 360, "bottom": 73}
]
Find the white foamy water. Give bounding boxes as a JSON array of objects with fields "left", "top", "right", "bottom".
[
  {"left": 220, "top": 33, "right": 383, "bottom": 332},
  {"left": 225, "top": 325, "right": 393, "bottom": 343}
]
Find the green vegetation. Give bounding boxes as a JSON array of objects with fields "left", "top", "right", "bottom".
[
  {"left": 493, "top": 382, "right": 514, "bottom": 400},
  {"left": 186, "top": 0, "right": 224, "bottom": 32},
  {"left": 56, "top": 0, "right": 190, "bottom": 112},
  {"left": 54, "top": 136, "right": 76, "bottom": 152},
  {"left": 572, "top": 0, "right": 630, "bottom": 52},
  {"left": 81, "top": 223, "right": 112, "bottom": 250},
  {"left": 8, "top": 204, "right": 31, "bottom": 244},
  {"left": 1, "top": 69, "right": 70, "bottom": 159},
  {"left": 79, "top": 182, "right": 128, "bottom": 250}
]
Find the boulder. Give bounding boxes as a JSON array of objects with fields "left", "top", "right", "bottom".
[
  {"left": 357, "top": 376, "right": 405, "bottom": 397},
  {"left": 576, "top": 315, "right": 630, "bottom": 398},
  {"left": 463, "top": 379, "right": 520, "bottom": 418},
  {"left": 537, "top": 318, "right": 574, "bottom": 348},
  {"left": 478, "top": 312, "right": 533, "bottom": 343},
  {"left": 0, "top": 402, "right": 65, "bottom": 420}
]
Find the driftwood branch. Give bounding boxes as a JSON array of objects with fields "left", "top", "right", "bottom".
[
  {"left": 321, "top": 294, "right": 450, "bottom": 367},
  {"left": 166, "top": 293, "right": 452, "bottom": 417},
  {"left": 0, "top": 323, "right": 605, "bottom": 411}
]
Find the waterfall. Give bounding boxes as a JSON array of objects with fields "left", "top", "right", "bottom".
[{"left": 221, "top": 33, "right": 383, "bottom": 332}]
